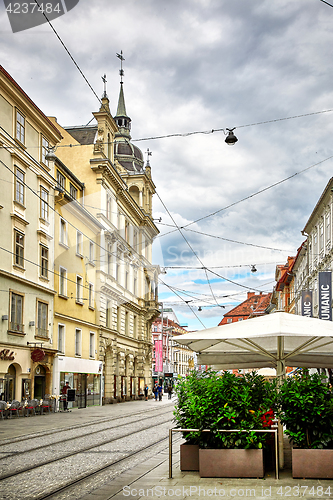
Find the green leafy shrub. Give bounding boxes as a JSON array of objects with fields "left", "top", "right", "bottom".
[
  {"left": 173, "top": 369, "right": 278, "bottom": 449},
  {"left": 277, "top": 371, "right": 333, "bottom": 449}
]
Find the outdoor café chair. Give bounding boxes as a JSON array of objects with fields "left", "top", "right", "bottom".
[
  {"left": 25, "top": 399, "right": 38, "bottom": 416},
  {"left": 0, "top": 400, "right": 7, "bottom": 419},
  {"left": 8, "top": 400, "right": 21, "bottom": 418}
]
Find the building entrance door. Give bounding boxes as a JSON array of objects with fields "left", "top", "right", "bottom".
[
  {"left": 4, "top": 364, "right": 16, "bottom": 401},
  {"left": 75, "top": 373, "right": 87, "bottom": 408},
  {"left": 34, "top": 365, "right": 46, "bottom": 399}
]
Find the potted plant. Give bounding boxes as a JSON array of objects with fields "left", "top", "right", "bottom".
[
  {"left": 278, "top": 370, "right": 333, "bottom": 478},
  {"left": 174, "top": 369, "right": 277, "bottom": 476}
]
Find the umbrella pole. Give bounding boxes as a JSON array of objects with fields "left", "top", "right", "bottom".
[{"left": 277, "top": 337, "right": 286, "bottom": 469}]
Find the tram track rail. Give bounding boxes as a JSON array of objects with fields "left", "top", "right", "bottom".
[
  {"left": 0, "top": 408, "right": 175, "bottom": 481},
  {"left": 0, "top": 405, "right": 174, "bottom": 460},
  {"left": 37, "top": 435, "right": 183, "bottom": 500},
  {"left": 0, "top": 400, "right": 175, "bottom": 447}
]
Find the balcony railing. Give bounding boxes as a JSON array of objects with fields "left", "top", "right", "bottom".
[
  {"left": 36, "top": 328, "right": 49, "bottom": 338},
  {"left": 9, "top": 322, "right": 24, "bottom": 333}
]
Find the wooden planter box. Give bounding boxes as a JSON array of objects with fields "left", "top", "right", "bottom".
[
  {"left": 199, "top": 449, "right": 264, "bottom": 478},
  {"left": 180, "top": 443, "right": 199, "bottom": 471},
  {"left": 292, "top": 449, "right": 333, "bottom": 478}
]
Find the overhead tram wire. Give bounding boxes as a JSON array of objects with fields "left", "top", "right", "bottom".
[
  {"left": 159, "top": 278, "right": 206, "bottom": 328},
  {"left": 156, "top": 153, "right": 333, "bottom": 240},
  {"left": 0, "top": 158, "right": 152, "bottom": 286},
  {"left": 33, "top": 0, "right": 103, "bottom": 110},
  {"left": 157, "top": 222, "right": 294, "bottom": 253},
  {"left": 131, "top": 108, "right": 333, "bottom": 143},
  {"left": 155, "top": 190, "right": 226, "bottom": 311}
]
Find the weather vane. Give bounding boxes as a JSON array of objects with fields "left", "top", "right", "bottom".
[
  {"left": 116, "top": 51, "right": 125, "bottom": 84},
  {"left": 101, "top": 74, "right": 107, "bottom": 97}
]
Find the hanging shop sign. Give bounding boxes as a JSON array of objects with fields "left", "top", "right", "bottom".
[
  {"left": 31, "top": 349, "right": 45, "bottom": 362},
  {"left": 319, "top": 272, "right": 332, "bottom": 321},
  {"left": 0, "top": 349, "right": 15, "bottom": 361},
  {"left": 301, "top": 290, "right": 313, "bottom": 318}
]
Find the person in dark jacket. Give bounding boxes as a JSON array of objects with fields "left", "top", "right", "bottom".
[{"left": 157, "top": 384, "right": 163, "bottom": 401}]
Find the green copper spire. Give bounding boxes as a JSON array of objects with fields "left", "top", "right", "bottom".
[{"left": 116, "top": 83, "right": 127, "bottom": 117}]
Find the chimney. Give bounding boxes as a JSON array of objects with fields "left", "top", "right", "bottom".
[{"left": 247, "top": 292, "right": 255, "bottom": 299}]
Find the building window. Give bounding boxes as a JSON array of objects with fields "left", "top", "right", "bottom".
[
  {"left": 15, "top": 166, "right": 25, "bottom": 205},
  {"left": 40, "top": 245, "right": 48, "bottom": 278},
  {"left": 10, "top": 292, "right": 24, "bottom": 333},
  {"left": 125, "top": 271, "right": 129, "bottom": 290},
  {"left": 133, "top": 315, "right": 137, "bottom": 338},
  {"left": 89, "top": 241, "right": 94, "bottom": 263},
  {"left": 41, "top": 136, "right": 49, "bottom": 166},
  {"left": 125, "top": 220, "right": 129, "bottom": 243},
  {"left": 90, "top": 332, "right": 95, "bottom": 358},
  {"left": 107, "top": 194, "right": 112, "bottom": 220},
  {"left": 117, "top": 306, "right": 121, "bottom": 332},
  {"left": 16, "top": 110, "right": 25, "bottom": 144},
  {"left": 227, "top": 318, "right": 232, "bottom": 324},
  {"left": 133, "top": 230, "right": 138, "bottom": 250},
  {"left": 37, "top": 301, "right": 48, "bottom": 338},
  {"left": 76, "top": 275, "right": 83, "bottom": 304},
  {"left": 320, "top": 224, "right": 324, "bottom": 250},
  {"left": 89, "top": 283, "right": 94, "bottom": 308},
  {"left": 60, "top": 218, "right": 67, "bottom": 245},
  {"left": 58, "top": 324, "right": 65, "bottom": 353},
  {"left": 125, "top": 311, "right": 129, "bottom": 335},
  {"left": 59, "top": 267, "right": 67, "bottom": 296},
  {"left": 75, "top": 329, "right": 82, "bottom": 356},
  {"left": 57, "top": 170, "right": 65, "bottom": 190},
  {"left": 107, "top": 249, "right": 112, "bottom": 275},
  {"left": 14, "top": 230, "right": 24, "bottom": 267},
  {"left": 70, "top": 183, "right": 77, "bottom": 200},
  {"left": 76, "top": 231, "right": 83, "bottom": 256},
  {"left": 106, "top": 300, "right": 111, "bottom": 327},
  {"left": 40, "top": 187, "right": 49, "bottom": 220}
]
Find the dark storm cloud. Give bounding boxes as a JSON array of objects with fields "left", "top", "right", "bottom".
[{"left": 1, "top": 0, "right": 333, "bottom": 328}]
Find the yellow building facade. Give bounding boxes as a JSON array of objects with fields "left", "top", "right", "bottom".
[{"left": 52, "top": 156, "right": 103, "bottom": 407}]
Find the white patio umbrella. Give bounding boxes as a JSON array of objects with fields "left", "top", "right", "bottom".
[{"left": 175, "top": 312, "right": 333, "bottom": 377}]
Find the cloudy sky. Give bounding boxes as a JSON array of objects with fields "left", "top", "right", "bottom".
[{"left": 2, "top": 0, "right": 333, "bottom": 330}]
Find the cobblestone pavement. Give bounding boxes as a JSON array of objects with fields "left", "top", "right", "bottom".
[
  {"left": 0, "top": 396, "right": 176, "bottom": 499},
  {"left": 2, "top": 398, "right": 333, "bottom": 500}
]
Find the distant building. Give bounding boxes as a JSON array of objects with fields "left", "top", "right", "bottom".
[
  {"left": 270, "top": 256, "right": 296, "bottom": 314},
  {"left": 218, "top": 292, "right": 272, "bottom": 326},
  {"left": 152, "top": 314, "right": 194, "bottom": 383}
]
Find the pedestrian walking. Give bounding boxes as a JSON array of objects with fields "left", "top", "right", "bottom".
[
  {"left": 167, "top": 384, "right": 173, "bottom": 399},
  {"left": 158, "top": 384, "right": 163, "bottom": 401},
  {"left": 144, "top": 385, "right": 149, "bottom": 401},
  {"left": 61, "top": 381, "right": 70, "bottom": 411},
  {"left": 153, "top": 384, "right": 158, "bottom": 401}
]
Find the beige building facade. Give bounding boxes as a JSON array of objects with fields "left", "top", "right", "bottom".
[
  {"left": 50, "top": 81, "right": 160, "bottom": 402},
  {"left": 0, "top": 66, "right": 62, "bottom": 401}
]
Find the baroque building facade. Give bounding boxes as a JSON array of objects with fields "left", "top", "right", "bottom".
[{"left": 50, "top": 80, "right": 160, "bottom": 403}]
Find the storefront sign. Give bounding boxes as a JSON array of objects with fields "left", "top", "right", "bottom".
[
  {"left": 0, "top": 349, "right": 15, "bottom": 361},
  {"left": 301, "top": 291, "right": 313, "bottom": 317},
  {"left": 31, "top": 349, "right": 45, "bottom": 362},
  {"left": 319, "top": 272, "right": 332, "bottom": 321}
]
